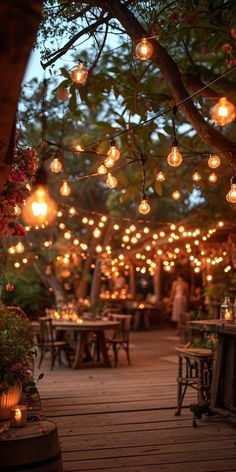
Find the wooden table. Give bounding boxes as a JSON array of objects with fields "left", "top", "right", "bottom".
[
  {"left": 53, "top": 319, "right": 120, "bottom": 369},
  {"left": 187, "top": 319, "right": 236, "bottom": 416}
]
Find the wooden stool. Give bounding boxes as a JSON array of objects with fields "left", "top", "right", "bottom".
[{"left": 175, "top": 347, "right": 213, "bottom": 423}]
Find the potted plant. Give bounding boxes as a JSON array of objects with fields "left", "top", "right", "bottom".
[{"left": 0, "top": 307, "right": 38, "bottom": 420}]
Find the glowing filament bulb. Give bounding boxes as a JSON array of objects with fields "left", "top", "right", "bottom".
[
  {"left": 156, "top": 171, "right": 166, "bottom": 182},
  {"left": 192, "top": 171, "right": 201, "bottom": 182},
  {"left": 208, "top": 172, "right": 218, "bottom": 183},
  {"left": 22, "top": 185, "right": 57, "bottom": 227},
  {"left": 15, "top": 242, "right": 24, "bottom": 254},
  {"left": 60, "top": 181, "right": 71, "bottom": 196},
  {"left": 167, "top": 144, "right": 183, "bottom": 167},
  {"left": 97, "top": 164, "right": 107, "bottom": 175},
  {"left": 208, "top": 154, "right": 221, "bottom": 169},
  {"left": 106, "top": 173, "right": 117, "bottom": 189},
  {"left": 71, "top": 62, "right": 88, "bottom": 84},
  {"left": 138, "top": 196, "right": 151, "bottom": 215},
  {"left": 50, "top": 158, "right": 62, "bottom": 173},
  {"left": 107, "top": 141, "right": 120, "bottom": 161},
  {"left": 32, "top": 201, "right": 47, "bottom": 216},
  {"left": 136, "top": 37, "right": 153, "bottom": 60},
  {"left": 93, "top": 228, "right": 101, "bottom": 238},
  {"left": 172, "top": 190, "right": 181, "bottom": 200},
  {"left": 104, "top": 156, "right": 115, "bottom": 168},
  {"left": 226, "top": 175, "right": 236, "bottom": 203},
  {"left": 211, "top": 97, "right": 235, "bottom": 126}
]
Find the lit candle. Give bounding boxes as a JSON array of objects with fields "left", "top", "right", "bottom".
[{"left": 10, "top": 405, "right": 27, "bottom": 427}]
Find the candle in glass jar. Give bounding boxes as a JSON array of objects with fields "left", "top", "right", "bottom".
[
  {"left": 224, "top": 310, "right": 231, "bottom": 321},
  {"left": 10, "top": 405, "right": 27, "bottom": 427}
]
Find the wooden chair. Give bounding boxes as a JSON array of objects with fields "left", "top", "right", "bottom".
[
  {"left": 175, "top": 346, "right": 213, "bottom": 425},
  {"left": 38, "top": 317, "right": 70, "bottom": 370},
  {"left": 106, "top": 314, "right": 132, "bottom": 367}
]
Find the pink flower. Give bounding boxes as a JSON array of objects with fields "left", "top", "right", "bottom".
[
  {"left": 221, "top": 43, "right": 233, "bottom": 55},
  {"left": 230, "top": 28, "right": 236, "bottom": 39}
]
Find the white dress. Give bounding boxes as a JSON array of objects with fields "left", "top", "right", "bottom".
[{"left": 171, "top": 281, "right": 188, "bottom": 322}]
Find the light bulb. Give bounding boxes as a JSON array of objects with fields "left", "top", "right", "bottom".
[
  {"left": 60, "top": 181, "right": 71, "bottom": 196},
  {"left": 192, "top": 171, "right": 201, "bottom": 182},
  {"left": 226, "top": 175, "right": 236, "bottom": 203},
  {"left": 138, "top": 196, "right": 151, "bottom": 215},
  {"left": 106, "top": 173, "right": 117, "bottom": 189},
  {"left": 156, "top": 171, "right": 165, "bottom": 182},
  {"left": 56, "top": 87, "right": 69, "bottom": 101},
  {"left": 208, "top": 172, "right": 218, "bottom": 183},
  {"left": 75, "top": 144, "right": 84, "bottom": 152},
  {"left": 97, "top": 164, "right": 107, "bottom": 175},
  {"left": 93, "top": 228, "right": 101, "bottom": 238},
  {"left": 71, "top": 63, "right": 88, "bottom": 84},
  {"left": 104, "top": 156, "right": 115, "bottom": 168},
  {"left": 211, "top": 97, "right": 235, "bottom": 126},
  {"left": 8, "top": 246, "right": 15, "bottom": 254},
  {"left": 172, "top": 190, "right": 181, "bottom": 200},
  {"left": 50, "top": 158, "right": 62, "bottom": 173},
  {"left": 208, "top": 154, "right": 221, "bottom": 169},
  {"left": 13, "top": 204, "right": 21, "bottom": 217},
  {"left": 15, "top": 242, "right": 24, "bottom": 254},
  {"left": 22, "top": 185, "right": 57, "bottom": 227},
  {"left": 69, "top": 207, "right": 76, "bottom": 216},
  {"left": 136, "top": 38, "right": 154, "bottom": 60},
  {"left": 107, "top": 141, "right": 120, "bottom": 161},
  {"left": 167, "top": 143, "right": 183, "bottom": 167}
]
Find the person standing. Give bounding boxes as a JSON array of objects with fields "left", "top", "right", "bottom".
[{"left": 171, "top": 274, "right": 189, "bottom": 328}]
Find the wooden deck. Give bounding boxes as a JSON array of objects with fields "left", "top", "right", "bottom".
[{"left": 37, "top": 329, "right": 236, "bottom": 472}]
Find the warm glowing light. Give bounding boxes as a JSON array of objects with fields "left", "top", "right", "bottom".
[
  {"left": 138, "top": 196, "right": 151, "bottom": 215},
  {"left": 50, "top": 158, "right": 62, "bottom": 173},
  {"left": 123, "top": 235, "right": 129, "bottom": 243},
  {"left": 218, "top": 220, "right": 224, "bottom": 227},
  {"left": 206, "top": 274, "right": 213, "bottom": 282},
  {"left": 22, "top": 185, "right": 57, "bottom": 227},
  {"left": 14, "top": 262, "right": 20, "bottom": 268},
  {"left": 15, "top": 242, "right": 24, "bottom": 254},
  {"left": 75, "top": 144, "right": 84, "bottom": 152},
  {"left": 172, "top": 190, "right": 181, "bottom": 200},
  {"left": 14, "top": 204, "right": 21, "bottom": 217},
  {"left": 104, "top": 156, "right": 115, "bottom": 168},
  {"left": 136, "top": 37, "right": 153, "bottom": 60},
  {"left": 73, "top": 238, "right": 79, "bottom": 245},
  {"left": 101, "top": 216, "right": 107, "bottom": 222},
  {"left": 226, "top": 175, "right": 236, "bottom": 203},
  {"left": 57, "top": 211, "right": 63, "bottom": 217},
  {"left": 208, "top": 154, "right": 221, "bottom": 169},
  {"left": 71, "top": 62, "right": 88, "bottom": 84},
  {"left": 208, "top": 172, "right": 218, "bottom": 183},
  {"left": 156, "top": 170, "right": 166, "bottom": 182},
  {"left": 106, "top": 173, "right": 117, "bottom": 189},
  {"left": 211, "top": 97, "right": 235, "bottom": 126},
  {"left": 23, "top": 258, "right": 28, "bottom": 264},
  {"left": 93, "top": 228, "right": 101, "bottom": 238},
  {"left": 167, "top": 145, "right": 183, "bottom": 167},
  {"left": 8, "top": 246, "right": 15, "bottom": 254},
  {"left": 59, "top": 223, "right": 65, "bottom": 230},
  {"left": 82, "top": 217, "right": 88, "bottom": 224},
  {"left": 64, "top": 231, "right": 72, "bottom": 240},
  {"left": 97, "top": 164, "right": 107, "bottom": 175},
  {"left": 113, "top": 224, "right": 119, "bottom": 230},
  {"left": 60, "top": 181, "right": 71, "bottom": 196},
  {"left": 143, "top": 227, "right": 149, "bottom": 234},
  {"left": 192, "top": 171, "right": 201, "bottom": 182},
  {"left": 107, "top": 141, "right": 120, "bottom": 161}
]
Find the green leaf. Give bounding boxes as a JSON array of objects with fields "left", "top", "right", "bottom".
[{"left": 60, "top": 67, "right": 71, "bottom": 79}]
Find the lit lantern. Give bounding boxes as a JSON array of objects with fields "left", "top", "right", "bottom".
[
  {"left": 71, "top": 63, "right": 88, "bottom": 84},
  {"left": 208, "top": 172, "right": 218, "bottom": 183},
  {"left": 192, "top": 171, "right": 201, "bottom": 182},
  {"left": 22, "top": 185, "right": 57, "bottom": 227},
  {"left": 138, "top": 196, "right": 151, "bottom": 215},
  {"left": 172, "top": 190, "right": 181, "bottom": 200},
  {"left": 136, "top": 37, "right": 154, "bottom": 60},
  {"left": 15, "top": 242, "right": 24, "bottom": 254},
  {"left": 167, "top": 143, "right": 183, "bottom": 167},
  {"left": 208, "top": 154, "right": 221, "bottom": 169},
  {"left": 226, "top": 175, "right": 236, "bottom": 203},
  {"left": 107, "top": 141, "right": 120, "bottom": 161},
  {"left": 10, "top": 405, "right": 27, "bottom": 427},
  {"left": 106, "top": 173, "right": 117, "bottom": 189},
  {"left": 50, "top": 158, "right": 62, "bottom": 173},
  {"left": 97, "top": 164, "right": 107, "bottom": 175},
  {"left": 104, "top": 156, "right": 115, "bottom": 168},
  {"left": 60, "top": 181, "right": 71, "bottom": 196},
  {"left": 156, "top": 171, "right": 166, "bottom": 182},
  {"left": 220, "top": 296, "right": 234, "bottom": 322},
  {"left": 211, "top": 97, "right": 235, "bottom": 126}
]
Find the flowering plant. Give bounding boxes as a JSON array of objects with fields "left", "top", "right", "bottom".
[
  {"left": 0, "top": 307, "right": 42, "bottom": 394},
  {"left": 0, "top": 135, "right": 39, "bottom": 238}
]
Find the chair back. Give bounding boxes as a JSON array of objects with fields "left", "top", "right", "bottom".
[
  {"left": 38, "top": 317, "right": 55, "bottom": 347},
  {"left": 109, "top": 314, "right": 132, "bottom": 342}
]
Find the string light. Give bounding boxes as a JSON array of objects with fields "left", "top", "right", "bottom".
[
  {"left": 97, "top": 164, "right": 107, "bottom": 175},
  {"left": 22, "top": 185, "right": 57, "bottom": 227},
  {"left": 208, "top": 154, "right": 221, "bottom": 169},
  {"left": 14, "top": 204, "right": 21, "bottom": 217},
  {"left": 226, "top": 175, "right": 236, "bottom": 203},
  {"left": 172, "top": 190, "right": 181, "bottom": 200},
  {"left": 104, "top": 156, "right": 115, "bottom": 168},
  {"left": 15, "top": 242, "right": 24, "bottom": 254},
  {"left": 192, "top": 171, "right": 201, "bottom": 182},
  {"left": 138, "top": 196, "right": 151, "bottom": 215},
  {"left": 211, "top": 97, "right": 235, "bottom": 126},
  {"left": 167, "top": 144, "right": 183, "bottom": 167},
  {"left": 71, "top": 62, "right": 88, "bottom": 84},
  {"left": 208, "top": 172, "right": 218, "bottom": 183},
  {"left": 156, "top": 171, "right": 166, "bottom": 182},
  {"left": 136, "top": 37, "right": 154, "bottom": 60},
  {"left": 106, "top": 173, "right": 117, "bottom": 189},
  {"left": 60, "top": 181, "right": 71, "bottom": 196},
  {"left": 50, "top": 158, "right": 62, "bottom": 173},
  {"left": 107, "top": 140, "right": 120, "bottom": 161},
  {"left": 93, "top": 228, "right": 101, "bottom": 238}
]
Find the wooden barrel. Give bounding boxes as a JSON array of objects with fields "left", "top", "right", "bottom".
[{"left": 0, "top": 420, "right": 63, "bottom": 471}]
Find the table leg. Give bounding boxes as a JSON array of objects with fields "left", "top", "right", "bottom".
[
  {"left": 72, "top": 332, "right": 86, "bottom": 369},
  {"left": 97, "top": 331, "right": 112, "bottom": 367}
]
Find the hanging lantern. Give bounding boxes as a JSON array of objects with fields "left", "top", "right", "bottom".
[
  {"left": 106, "top": 173, "right": 117, "bottom": 189},
  {"left": 208, "top": 172, "right": 218, "bottom": 183},
  {"left": 167, "top": 142, "right": 183, "bottom": 167},
  {"left": 71, "top": 63, "right": 88, "bottom": 84},
  {"left": 22, "top": 185, "right": 57, "bottom": 227},
  {"left": 156, "top": 171, "right": 166, "bottom": 182},
  {"left": 211, "top": 97, "right": 235, "bottom": 126},
  {"left": 208, "top": 154, "right": 221, "bottom": 169},
  {"left": 60, "top": 181, "right": 71, "bottom": 197},
  {"left": 50, "top": 158, "right": 62, "bottom": 173},
  {"left": 192, "top": 171, "right": 201, "bottom": 182},
  {"left": 107, "top": 141, "right": 120, "bottom": 161},
  {"left": 138, "top": 196, "right": 151, "bottom": 215},
  {"left": 226, "top": 175, "right": 236, "bottom": 203},
  {"left": 136, "top": 38, "right": 154, "bottom": 60}
]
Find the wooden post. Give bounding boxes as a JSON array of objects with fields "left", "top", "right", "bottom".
[
  {"left": 129, "top": 263, "right": 136, "bottom": 298},
  {"left": 153, "top": 259, "right": 161, "bottom": 303}
]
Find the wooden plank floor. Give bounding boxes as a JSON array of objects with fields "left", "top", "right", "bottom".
[{"left": 37, "top": 329, "right": 236, "bottom": 472}]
